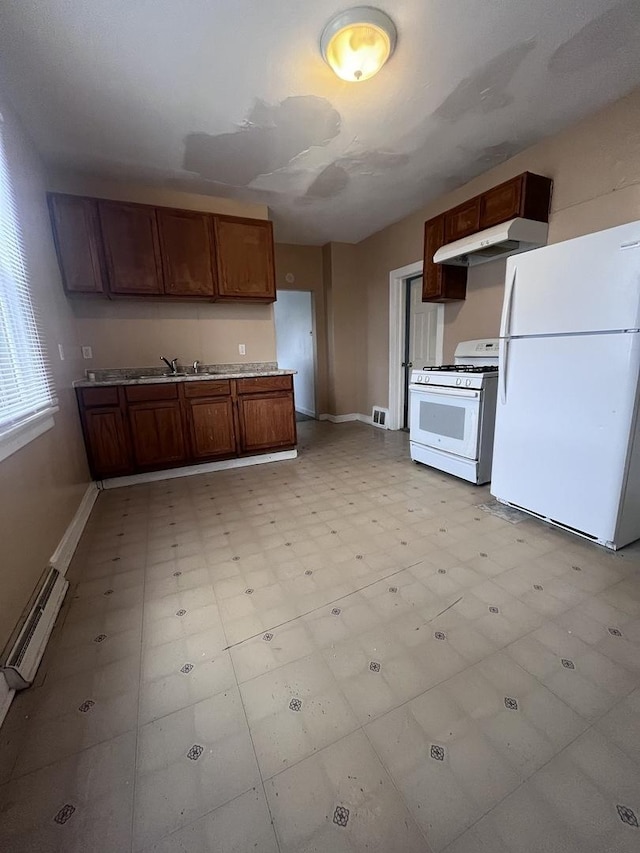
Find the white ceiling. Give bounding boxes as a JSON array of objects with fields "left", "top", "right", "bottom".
[{"left": 1, "top": 0, "right": 639, "bottom": 244}]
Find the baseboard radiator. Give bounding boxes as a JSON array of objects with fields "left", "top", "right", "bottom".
[{"left": 2, "top": 567, "right": 68, "bottom": 690}]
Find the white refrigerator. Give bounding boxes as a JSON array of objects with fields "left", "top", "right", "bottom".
[{"left": 491, "top": 220, "right": 640, "bottom": 549}]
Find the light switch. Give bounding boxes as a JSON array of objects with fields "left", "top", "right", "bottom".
[
  {"left": 238, "top": 344, "right": 246, "bottom": 355},
  {"left": 82, "top": 346, "right": 93, "bottom": 359}
]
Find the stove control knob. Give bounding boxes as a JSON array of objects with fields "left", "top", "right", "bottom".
[
  {"left": 455, "top": 378, "right": 462, "bottom": 386},
  {"left": 417, "top": 375, "right": 423, "bottom": 383},
  {"left": 425, "top": 376, "right": 430, "bottom": 383},
  {"left": 465, "top": 378, "right": 472, "bottom": 387}
]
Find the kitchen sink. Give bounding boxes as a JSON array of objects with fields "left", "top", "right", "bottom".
[{"left": 134, "top": 371, "right": 225, "bottom": 380}]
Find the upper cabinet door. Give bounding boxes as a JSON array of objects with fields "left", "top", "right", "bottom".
[
  {"left": 444, "top": 197, "right": 481, "bottom": 243},
  {"left": 98, "top": 201, "right": 163, "bottom": 295},
  {"left": 157, "top": 208, "right": 216, "bottom": 297},
  {"left": 479, "top": 176, "right": 524, "bottom": 229},
  {"left": 479, "top": 173, "right": 552, "bottom": 229},
  {"left": 213, "top": 216, "right": 276, "bottom": 302},
  {"left": 423, "top": 215, "right": 467, "bottom": 303},
  {"left": 48, "top": 194, "right": 106, "bottom": 295}
]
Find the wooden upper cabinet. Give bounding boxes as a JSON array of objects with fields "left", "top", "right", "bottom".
[
  {"left": 98, "top": 201, "right": 163, "bottom": 296},
  {"left": 213, "top": 216, "right": 276, "bottom": 302},
  {"left": 423, "top": 215, "right": 467, "bottom": 303},
  {"left": 480, "top": 177, "right": 523, "bottom": 229},
  {"left": 157, "top": 208, "right": 216, "bottom": 297},
  {"left": 422, "top": 172, "right": 551, "bottom": 303},
  {"left": 444, "top": 197, "right": 481, "bottom": 243},
  {"left": 48, "top": 194, "right": 106, "bottom": 295},
  {"left": 48, "top": 194, "right": 277, "bottom": 303},
  {"left": 479, "top": 172, "right": 553, "bottom": 229}
]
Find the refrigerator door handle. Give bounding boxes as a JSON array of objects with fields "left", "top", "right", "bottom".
[
  {"left": 500, "top": 265, "right": 517, "bottom": 338},
  {"left": 499, "top": 338, "right": 508, "bottom": 404}
]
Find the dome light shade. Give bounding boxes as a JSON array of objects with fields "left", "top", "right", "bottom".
[{"left": 321, "top": 7, "right": 397, "bottom": 82}]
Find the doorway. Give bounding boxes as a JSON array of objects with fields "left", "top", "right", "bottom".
[
  {"left": 388, "top": 261, "right": 444, "bottom": 431},
  {"left": 402, "top": 276, "right": 442, "bottom": 429},
  {"left": 274, "top": 290, "right": 316, "bottom": 418}
]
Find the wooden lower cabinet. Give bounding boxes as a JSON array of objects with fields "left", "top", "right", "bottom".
[
  {"left": 237, "top": 392, "right": 297, "bottom": 453},
  {"left": 81, "top": 407, "right": 131, "bottom": 478},
  {"left": 186, "top": 397, "right": 236, "bottom": 459},
  {"left": 128, "top": 401, "right": 187, "bottom": 469},
  {"left": 77, "top": 376, "right": 296, "bottom": 479}
]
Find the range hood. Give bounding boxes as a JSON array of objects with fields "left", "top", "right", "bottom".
[{"left": 433, "top": 217, "right": 549, "bottom": 267}]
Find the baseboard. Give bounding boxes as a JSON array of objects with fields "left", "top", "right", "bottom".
[
  {"left": 295, "top": 405, "right": 316, "bottom": 418},
  {"left": 0, "top": 672, "right": 15, "bottom": 728},
  {"left": 49, "top": 481, "right": 99, "bottom": 576},
  {"left": 100, "top": 449, "right": 298, "bottom": 489},
  {"left": 318, "top": 413, "right": 358, "bottom": 423},
  {"left": 318, "top": 413, "right": 373, "bottom": 425}
]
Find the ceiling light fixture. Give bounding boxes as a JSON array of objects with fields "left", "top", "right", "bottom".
[{"left": 320, "top": 6, "right": 397, "bottom": 82}]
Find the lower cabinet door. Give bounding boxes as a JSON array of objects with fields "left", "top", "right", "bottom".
[
  {"left": 82, "top": 407, "right": 132, "bottom": 478},
  {"left": 187, "top": 397, "right": 236, "bottom": 459},
  {"left": 238, "top": 392, "right": 296, "bottom": 453},
  {"left": 128, "top": 401, "right": 186, "bottom": 469}
]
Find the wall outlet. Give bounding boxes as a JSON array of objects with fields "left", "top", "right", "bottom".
[
  {"left": 57, "top": 344, "right": 65, "bottom": 361},
  {"left": 82, "top": 346, "right": 93, "bottom": 359},
  {"left": 238, "top": 344, "right": 246, "bottom": 355}
]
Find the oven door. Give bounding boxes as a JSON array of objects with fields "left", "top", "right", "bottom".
[{"left": 409, "top": 385, "right": 481, "bottom": 460}]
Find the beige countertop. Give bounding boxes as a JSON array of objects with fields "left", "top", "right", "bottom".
[{"left": 73, "top": 363, "right": 295, "bottom": 388}]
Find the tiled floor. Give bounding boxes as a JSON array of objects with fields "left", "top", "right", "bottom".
[{"left": 1, "top": 421, "right": 640, "bottom": 852}]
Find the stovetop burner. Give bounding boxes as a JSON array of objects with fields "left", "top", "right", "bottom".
[{"left": 422, "top": 364, "right": 498, "bottom": 373}]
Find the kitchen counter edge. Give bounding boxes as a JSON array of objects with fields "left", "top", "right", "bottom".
[{"left": 74, "top": 369, "right": 296, "bottom": 388}]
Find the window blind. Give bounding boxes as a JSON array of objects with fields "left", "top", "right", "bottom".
[{"left": 0, "top": 116, "right": 56, "bottom": 435}]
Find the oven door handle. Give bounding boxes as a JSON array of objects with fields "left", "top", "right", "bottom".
[{"left": 409, "top": 385, "right": 479, "bottom": 400}]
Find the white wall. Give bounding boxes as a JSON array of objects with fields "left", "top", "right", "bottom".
[{"left": 274, "top": 290, "right": 315, "bottom": 416}]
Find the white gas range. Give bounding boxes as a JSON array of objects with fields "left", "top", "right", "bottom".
[{"left": 409, "top": 339, "right": 499, "bottom": 484}]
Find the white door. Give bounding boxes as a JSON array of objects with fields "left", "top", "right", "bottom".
[
  {"left": 491, "top": 331, "right": 640, "bottom": 544},
  {"left": 406, "top": 279, "right": 441, "bottom": 427},
  {"left": 274, "top": 290, "right": 315, "bottom": 416},
  {"left": 410, "top": 279, "right": 440, "bottom": 368}
]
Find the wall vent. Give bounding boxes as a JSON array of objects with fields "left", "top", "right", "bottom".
[
  {"left": 371, "top": 406, "right": 389, "bottom": 429},
  {"left": 2, "top": 567, "right": 68, "bottom": 690}
]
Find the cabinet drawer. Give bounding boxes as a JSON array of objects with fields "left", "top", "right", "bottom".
[
  {"left": 183, "top": 379, "right": 231, "bottom": 398},
  {"left": 125, "top": 383, "right": 178, "bottom": 403},
  {"left": 237, "top": 375, "right": 292, "bottom": 395},
  {"left": 444, "top": 198, "right": 481, "bottom": 242},
  {"left": 78, "top": 386, "right": 120, "bottom": 408}
]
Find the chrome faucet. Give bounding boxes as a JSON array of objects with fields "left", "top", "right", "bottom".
[
  {"left": 193, "top": 360, "right": 200, "bottom": 375},
  {"left": 160, "top": 356, "right": 179, "bottom": 375}
]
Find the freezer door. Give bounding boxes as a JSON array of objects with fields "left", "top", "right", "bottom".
[
  {"left": 491, "top": 332, "right": 640, "bottom": 544},
  {"left": 501, "top": 220, "right": 640, "bottom": 337}
]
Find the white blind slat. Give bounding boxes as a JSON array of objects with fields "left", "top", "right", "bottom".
[{"left": 0, "top": 117, "right": 55, "bottom": 434}]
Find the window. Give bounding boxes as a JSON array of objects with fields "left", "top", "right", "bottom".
[{"left": 0, "top": 114, "right": 56, "bottom": 458}]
